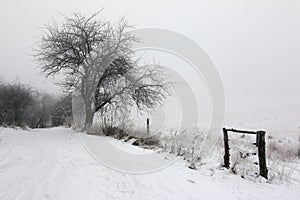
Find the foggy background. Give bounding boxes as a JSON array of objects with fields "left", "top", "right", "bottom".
[{"left": 1, "top": 0, "right": 300, "bottom": 134}]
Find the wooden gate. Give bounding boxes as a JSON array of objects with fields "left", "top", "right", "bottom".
[{"left": 222, "top": 127, "right": 268, "bottom": 179}]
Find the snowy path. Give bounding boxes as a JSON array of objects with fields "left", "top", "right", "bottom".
[{"left": 0, "top": 127, "right": 299, "bottom": 200}]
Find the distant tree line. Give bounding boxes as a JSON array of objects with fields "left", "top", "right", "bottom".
[{"left": 0, "top": 79, "right": 72, "bottom": 128}]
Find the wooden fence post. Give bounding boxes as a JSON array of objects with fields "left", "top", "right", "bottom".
[
  {"left": 223, "top": 128, "right": 230, "bottom": 168},
  {"left": 255, "top": 132, "right": 259, "bottom": 147},
  {"left": 147, "top": 118, "right": 150, "bottom": 135},
  {"left": 257, "top": 131, "right": 268, "bottom": 179}
]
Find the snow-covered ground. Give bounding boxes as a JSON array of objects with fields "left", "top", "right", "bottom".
[{"left": 0, "top": 127, "right": 299, "bottom": 200}]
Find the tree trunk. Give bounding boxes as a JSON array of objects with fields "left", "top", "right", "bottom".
[{"left": 84, "top": 102, "right": 95, "bottom": 129}]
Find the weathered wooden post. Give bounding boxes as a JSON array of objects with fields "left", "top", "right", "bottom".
[
  {"left": 257, "top": 131, "right": 268, "bottom": 179},
  {"left": 255, "top": 132, "right": 259, "bottom": 147},
  {"left": 146, "top": 118, "right": 150, "bottom": 135},
  {"left": 223, "top": 128, "right": 230, "bottom": 168}
]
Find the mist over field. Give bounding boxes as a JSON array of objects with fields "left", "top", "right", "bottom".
[{"left": 2, "top": 0, "right": 300, "bottom": 136}]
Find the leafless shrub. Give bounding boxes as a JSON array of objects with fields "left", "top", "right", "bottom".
[
  {"left": 159, "top": 129, "right": 206, "bottom": 166},
  {"left": 102, "top": 126, "right": 128, "bottom": 139},
  {"left": 0, "top": 78, "right": 74, "bottom": 128},
  {"left": 132, "top": 135, "right": 161, "bottom": 148},
  {"left": 0, "top": 80, "right": 35, "bottom": 127}
]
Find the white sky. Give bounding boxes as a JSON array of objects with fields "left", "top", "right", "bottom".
[{"left": 1, "top": 0, "right": 300, "bottom": 131}]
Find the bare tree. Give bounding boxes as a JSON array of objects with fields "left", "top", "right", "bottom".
[
  {"left": 95, "top": 59, "right": 169, "bottom": 113},
  {"left": 51, "top": 94, "right": 73, "bottom": 127},
  {"left": 35, "top": 93, "right": 56, "bottom": 128},
  {"left": 35, "top": 11, "right": 169, "bottom": 129}
]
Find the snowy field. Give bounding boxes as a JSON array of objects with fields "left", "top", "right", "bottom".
[{"left": 0, "top": 127, "right": 299, "bottom": 200}]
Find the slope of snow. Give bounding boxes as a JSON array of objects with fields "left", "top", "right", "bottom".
[{"left": 0, "top": 127, "right": 299, "bottom": 200}]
